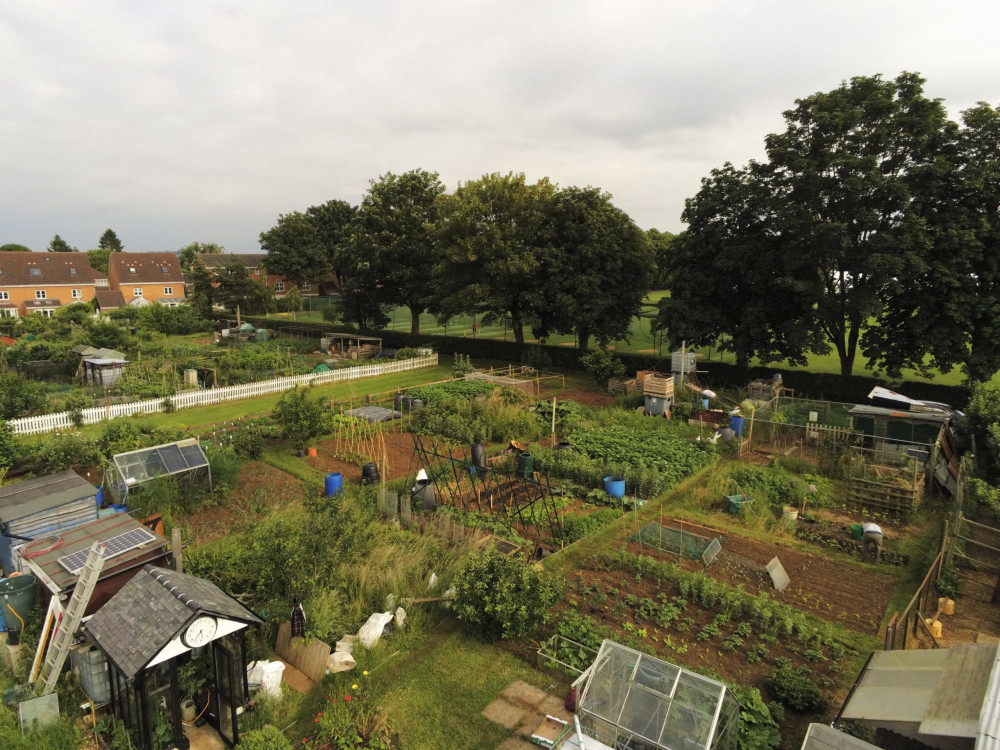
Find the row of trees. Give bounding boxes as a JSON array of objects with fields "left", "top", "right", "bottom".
[
  {"left": 260, "top": 171, "right": 666, "bottom": 349},
  {"left": 0, "top": 228, "right": 124, "bottom": 255},
  {"left": 659, "top": 72, "right": 1000, "bottom": 381}
]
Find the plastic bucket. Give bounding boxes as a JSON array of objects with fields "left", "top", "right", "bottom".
[
  {"left": 555, "top": 441, "right": 572, "bottom": 451},
  {"left": 604, "top": 476, "right": 626, "bottom": 499},
  {"left": 730, "top": 415, "right": 746, "bottom": 436},
  {"left": 850, "top": 523, "right": 864, "bottom": 541},
  {"left": 414, "top": 479, "right": 436, "bottom": 510},
  {"left": 360, "top": 463, "right": 380, "bottom": 485},
  {"left": 325, "top": 472, "right": 343, "bottom": 496},
  {"left": 517, "top": 452, "right": 534, "bottom": 479},
  {"left": 411, "top": 398, "right": 424, "bottom": 412},
  {"left": 0, "top": 575, "right": 36, "bottom": 633},
  {"left": 307, "top": 447, "right": 318, "bottom": 457}
]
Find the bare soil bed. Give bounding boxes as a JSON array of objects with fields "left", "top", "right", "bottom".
[
  {"left": 554, "top": 389, "right": 617, "bottom": 408},
  {"left": 305, "top": 430, "right": 419, "bottom": 483},
  {"left": 630, "top": 519, "right": 895, "bottom": 635},
  {"left": 187, "top": 461, "right": 307, "bottom": 543}
]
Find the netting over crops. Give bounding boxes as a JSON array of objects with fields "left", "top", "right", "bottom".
[{"left": 629, "top": 523, "right": 715, "bottom": 561}]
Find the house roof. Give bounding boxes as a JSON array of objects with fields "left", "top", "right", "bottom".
[
  {"left": 22, "top": 299, "right": 62, "bottom": 309},
  {"left": 197, "top": 253, "right": 267, "bottom": 270},
  {"left": 95, "top": 289, "right": 126, "bottom": 310},
  {"left": 84, "top": 565, "right": 262, "bottom": 679},
  {"left": 109, "top": 252, "right": 185, "bottom": 284},
  {"left": 0, "top": 470, "right": 96, "bottom": 521},
  {"left": 0, "top": 336, "right": 15, "bottom": 346},
  {"left": 19, "top": 513, "right": 169, "bottom": 594},
  {"left": 0, "top": 252, "right": 99, "bottom": 286}
]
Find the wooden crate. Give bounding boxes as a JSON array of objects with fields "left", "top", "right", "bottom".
[{"left": 643, "top": 375, "right": 675, "bottom": 398}]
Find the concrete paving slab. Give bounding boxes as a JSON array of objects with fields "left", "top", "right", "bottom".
[{"left": 483, "top": 698, "right": 525, "bottom": 730}]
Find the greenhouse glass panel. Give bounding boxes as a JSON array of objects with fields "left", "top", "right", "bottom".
[
  {"left": 180, "top": 444, "right": 209, "bottom": 468},
  {"left": 107, "top": 439, "right": 211, "bottom": 501}
]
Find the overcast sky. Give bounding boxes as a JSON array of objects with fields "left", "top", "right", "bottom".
[{"left": 2, "top": 1, "right": 998, "bottom": 254}]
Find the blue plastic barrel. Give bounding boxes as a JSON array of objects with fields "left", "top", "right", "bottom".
[
  {"left": 730, "top": 415, "right": 746, "bottom": 436},
  {"left": 109, "top": 504, "right": 128, "bottom": 514},
  {"left": 604, "top": 475, "right": 626, "bottom": 499},
  {"left": 325, "top": 472, "right": 343, "bottom": 496},
  {"left": 95, "top": 486, "right": 104, "bottom": 508}
]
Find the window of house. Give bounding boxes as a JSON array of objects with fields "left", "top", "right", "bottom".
[
  {"left": 133, "top": 288, "right": 143, "bottom": 297},
  {"left": 0, "top": 309, "right": 14, "bottom": 318},
  {"left": 36, "top": 290, "right": 46, "bottom": 299},
  {"left": 69, "top": 267, "right": 78, "bottom": 275},
  {"left": 161, "top": 267, "right": 169, "bottom": 273},
  {"left": 129, "top": 267, "right": 137, "bottom": 274},
  {"left": 72, "top": 289, "right": 82, "bottom": 298},
  {"left": 301, "top": 282, "right": 311, "bottom": 291},
  {"left": 0, "top": 291, "right": 8, "bottom": 300},
  {"left": 30, "top": 268, "right": 42, "bottom": 276},
  {"left": 275, "top": 282, "right": 285, "bottom": 292},
  {"left": 164, "top": 287, "right": 173, "bottom": 296}
]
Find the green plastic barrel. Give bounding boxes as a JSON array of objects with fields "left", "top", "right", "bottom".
[
  {"left": 851, "top": 523, "right": 864, "bottom": 541},
  {"left": 0, "top": 575, "right": 36, "bottom": 632},
  {"left": 518, "top": 452, "right": 534, "bottom": 479}
]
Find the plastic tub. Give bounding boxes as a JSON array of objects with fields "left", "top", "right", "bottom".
[
  {"left": 518, "top": 452, "right": 534, "bottom": 479},
  {"left": 604, "top": 476, "right": 626, "bottom": 499},
  {"left": 325, "top": 473, "right": 343, "bottom": 496}
]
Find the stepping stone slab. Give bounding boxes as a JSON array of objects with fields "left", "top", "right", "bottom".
[
  {"left": 482, "top": 698, "right": 525, "bottom": 730},
  {"left": 500, "top": 679, "right": 548, "bottom": 710}
]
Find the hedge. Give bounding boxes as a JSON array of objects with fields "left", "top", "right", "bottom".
[{"left": 233, "top": 315, "right": 970, "bottom": 409}]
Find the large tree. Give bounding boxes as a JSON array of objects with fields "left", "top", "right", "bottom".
[
  {"left": 187, "top": 260, "right": 217, "bottom": 318},
  {"left": 0, "top": 244, "right": 32, "bottom": 252},
  {"left": 534, "top": 186, "right": 654, "bottom": 350},
  {"left": 646, "top": 228, "right": 676, "bottom": 289},
  {"left": 660, "top": 72, "right": 948, "bottom": 376},
  {"left": 865, "top": 103, "right": 1000, "bottom": 382},
  {"left": 87, "top": 248, "right": 111, "bottom": 274},
  {"left": 98, "top": 229, "right": 123, "bottom": 252},
  {"left": 216, "top": 259, "right": 274, "bottom": 315},
  {"left": 347, "top": 169, "right": 445, "bottom": 334},
  {"left": 48, "top": 235, "right": 75, "bottom": 252},
  {"left": 433, "top": 172, "right": 556, "bottom": 345},
  {"left": 259, "top": 212, "right": 327, "bottom": 288},
  {"left": 178, "top": 241, "right": 227, "bottom": 271},
  {"left": 306, "top": 199, "right": 356, "bottom": 290}
]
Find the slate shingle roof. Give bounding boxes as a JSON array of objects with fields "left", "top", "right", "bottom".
[
  {"left": 84, "top": 565, "right": 262, "bottom": 679},
  {"left": 0, "top": 252, "right": 99, "bottom": 285}
]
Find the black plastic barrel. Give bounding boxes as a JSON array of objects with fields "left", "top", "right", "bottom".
[
  {"left": 360, "top": 463, "right": 380, "bottom": 485},
  {"left": 394, "top": 393, "right": 405, "bottom": 410},
  {"left": 555, "top": 441, "right": 572, "bottom": 451},
  {"left": 518, "top": 452, "right": 533, "bottom": 479},
  {"left": 401, "top": 395, "right": 414, "bottom": 412},
  {"left": 413, "top": 479, "right": 436, "bottom": 510},
  {"left": 411, "top": 398, "right": 424, "bottom": 412},
  {"left": 471, "top": 444, "right": 488, "bottom": 470}
]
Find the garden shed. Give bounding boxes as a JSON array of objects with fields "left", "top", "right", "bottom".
[
  {"left": 0, "top": 470, "right": 99, "bottom": 575},
  {"left": 573, "top": 640, "right": 740, "bottom": 750},
  {"left": 105, "top": 438, "right": 211, "bottom": 503},
  {"left": 19, "top": 512, "right": 169, "bottom": 616},
  {"left": 83, "top": 565, "right": 263, "bottom": 750},
  {"left": 849, "top": 387, "right": 955, "bottom": 449}
]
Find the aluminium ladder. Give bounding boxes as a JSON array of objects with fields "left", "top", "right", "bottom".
[{"left": 39, "top": 542, "right": 105, "bottom": 695}]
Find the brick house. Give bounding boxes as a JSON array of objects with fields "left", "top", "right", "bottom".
[
  {"left": 0, "top": 252, "right": 100, "bottom": 317},
  {"left": 197, "top": 253, "right": 332, "bottom": 296},
  {"left": 108, "top": 253, "right": 186, "bottom": 306}
]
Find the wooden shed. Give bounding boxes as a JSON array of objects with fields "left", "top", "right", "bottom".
[
  {"left": 19, "top": 513, "right": 169, "bottom": 616},
  {"left": 0, "top": 471, "right": 99, "bottom": 575}
]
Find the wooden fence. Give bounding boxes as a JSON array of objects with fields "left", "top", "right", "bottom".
[
  {"left": 884, "top": 525, "right": 947, "bottom": 650},
  {"left": 8, "top": 354, "right": 438, "bottom": 435}
]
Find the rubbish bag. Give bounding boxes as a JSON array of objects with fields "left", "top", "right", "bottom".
[
  {"left": 259, "top": 661, "right": 285, "bottom": 698},
  {"left": 327, "top": 652, "right": 357, "bottom": 674},
  {"left": 394, "top": 607, "right": 407, "bottom": 628},
  {"left": 358, "top": 612, "right": 394, "bottom": 649}
]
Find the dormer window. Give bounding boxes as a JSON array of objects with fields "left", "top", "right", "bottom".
[
  {"left": 30, "top": 268, "right": 42, "bottom": 276},
  {"left": 161, "top": 267, "right": 169, "bottom": 273},
  {"left": 129, "top": 267, "right": 137, "bottom": 274},
  {"left": 69, "top": 268, "right": 78, "bottom": 275}
]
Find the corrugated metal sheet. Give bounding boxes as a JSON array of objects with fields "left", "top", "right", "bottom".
[
  {"left": 802, "top": 725, "right": 880, "bottom": 750},
  {"left": 0, "top": 471, "right": 96, "bottom": 520},
  {"left": 975, "top": 643, "right": 1000, "bottom": 750}
]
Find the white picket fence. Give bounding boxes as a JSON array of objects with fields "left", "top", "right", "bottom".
[{"left": 8, "top": 354, "right": 439, "bottom": 436}]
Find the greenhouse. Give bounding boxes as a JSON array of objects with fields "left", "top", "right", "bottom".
[
  {"left": 105, "top": 438, "right": 211, "bottom": 502},
  {"left": 574, "top": 640, "right": 740, "bottom": 750}
]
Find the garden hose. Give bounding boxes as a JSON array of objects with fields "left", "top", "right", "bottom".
[
  {"left": 182, "top": 689, "right": 212, "bottom": 725},
  {"left": 5, "top": 601, "right": 25, "bottom": 631}
]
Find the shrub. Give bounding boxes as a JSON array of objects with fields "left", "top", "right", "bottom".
[
  {"left": 63, "top": 391, "right": 92, "bottom": 428},
  {"left": 273, "top": 387, "right": 331, "bottom": 450},
  {"left": 97, "top": 418, "right": 144, "bottom": 459},
  {"left": 0, "top": 421, "right": 19, "bottom": 471},
  {"left": 36, "top": 432, "right": 101, "bottom": 472},
  {"left": 236, "top": 726, "right": 293, "bottom": 750},
  {"left": 0, "top": 370, "right": 48, "bottom": 420},
  {"left": 452, "top": 546, "right": 562, "bottom": 640},
  {"left": 936, "top": 566, "right": 960, "bottom": 599},
  {"left": 580, "top": 347, "right": 625, "bottom": 388},
  {"left": 230, "top": 425, "right": 265, "bottom": 459},
  {"left": 727, "top": 683, "right": 781, "bottom": 750},
  {"left": 766, "top": 663, "right": 823, "bottom": 712},
  {"left": 451, "top": 352, "right": 475, "bottom": 377}
]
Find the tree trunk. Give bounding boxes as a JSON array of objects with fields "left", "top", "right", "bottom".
[
  {"left": 409, "top": 307, "right": 421, "bottom": 335},
  {"left": 838, "top": 319, "right": 861, "bottom": 377},
  {"left": 577, "top": 327, "right": 591, "bottom": 351},
  {"left": 511, "top": 309, "right": 525, "bottom": 346}
]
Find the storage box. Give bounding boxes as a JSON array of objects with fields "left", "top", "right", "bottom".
[{"left": 71, "top": 647, "right": 111, "bottom": 704}]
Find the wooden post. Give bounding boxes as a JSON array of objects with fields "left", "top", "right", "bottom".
[
  {"left": 551, "top": 397, "right": 557, "bottom": 442},
  {"left": 171, "top": 527, "right": 183, "bottom": 573}
]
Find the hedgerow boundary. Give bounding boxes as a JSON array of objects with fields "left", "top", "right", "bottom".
[{"left": 235, "top": 315, "right": 970, "bottom": 410}]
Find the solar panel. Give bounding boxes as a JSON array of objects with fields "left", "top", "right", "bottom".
[{"left": 56, "top": 527, "right": 158, "bottom": 575}]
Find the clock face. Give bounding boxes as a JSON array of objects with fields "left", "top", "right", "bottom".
[{"left": 182, "top": 615, "right": 218, "bottom": 648}]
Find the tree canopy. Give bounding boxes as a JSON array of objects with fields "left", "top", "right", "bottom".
[
  {"left": 178, "top": 241, "right": 227, "bottom": 271},
  {"left": 0, "top": 244, "right": 32, "bottom": 252},
  {"left": 658, "top": 72, "right": 949, "bottom": 377},
  {"left": 347, "top": 169, "right": 445, "bottom": 334},
  {"left": 259, "top": 211, "right": 327, "bottom": 287},
  {"left": 48, "top": 235, "right": 75, "bottom": 252},
  {"left": 98, "top": 229, "right": 123, "bottom": 252},
  {"left": 305, "top": 199, "right": 355, "bottom": 289}
]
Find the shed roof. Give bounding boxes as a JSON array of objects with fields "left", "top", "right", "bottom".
[
  {"left": 0, "top": 471, "right": 96, "bottom": 521},
  {"left": 85, "top": 565, "right": 262, "bottom": 679},
  {"left": 801, "top": 725, "right": 879, "bottom": 750},
  {"left": 95, "top": 289, "right": 126, "bottom": 310},
  {"left": 0, "top": 252, "right": 99, "bottom": 286},
  {"left": 20, "top": 513, "right": 168, "bottom": 594}
]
